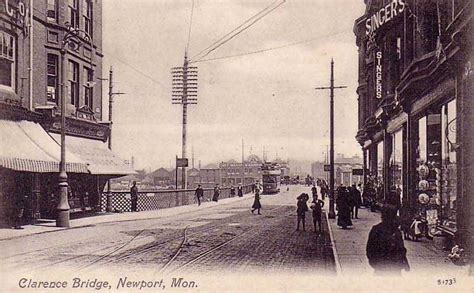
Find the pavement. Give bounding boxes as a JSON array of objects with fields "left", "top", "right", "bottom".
[
  {"left": 326, "top": 203, "right": 469, "bottom": 277},
  {"left": 0, "top": 191, "right": 255, "bottom": 241}
]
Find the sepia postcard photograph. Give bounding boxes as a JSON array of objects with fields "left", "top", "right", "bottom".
[{"left": 0, "top": 0, "right": 473, "bottom": 292}]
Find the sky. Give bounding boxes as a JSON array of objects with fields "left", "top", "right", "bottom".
[{"left": 101, "top": 0, "right": 366, "bottom": 170}]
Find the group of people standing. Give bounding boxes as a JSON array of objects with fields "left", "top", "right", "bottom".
[
  {"left": 296, "top": 186, "right": 325, "bottom": 233},
  {"left": 194, "top": 184, "right": 244, "bottom": 206}
]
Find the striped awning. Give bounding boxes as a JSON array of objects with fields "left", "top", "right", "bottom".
[
  {"left": 0, "top": 120, "right": 88, "bottom": 173},
  {"left": 50, "top": 133, "right": 136, "bottom": 176}
]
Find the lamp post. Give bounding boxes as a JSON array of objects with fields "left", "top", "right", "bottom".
[{"left": 57, "top": 24, "right": 92, "bottom": 227}]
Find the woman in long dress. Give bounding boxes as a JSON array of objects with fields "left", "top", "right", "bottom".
[
  {"left": 251, "top": 188, "right": 262, "bottom": 215},
  {"left": 337, "top": 187, "right": 352, "bottom": 229}
]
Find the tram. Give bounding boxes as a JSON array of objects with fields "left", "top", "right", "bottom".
[{"left": 261, "top": 163, "right": 281, "bottom": 194}]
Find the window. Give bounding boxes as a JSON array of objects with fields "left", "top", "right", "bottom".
[
  {"left": 47, "top": 54, "right": 59, "bottom": 103},
  {"left": 390, "top": 129, "right": 403, "bottom": 203},
  {"left": 83, "top": 0, "right": 93, "bottom": 37},
  {"left": 83, "top": 67, "right": 93, "bottom": 108},
  {"left": 0, "top": 31, "right": 15, "bottom": 90},
  {"left": 440, "top": 99, "right": 457, "bottom": 229},
  {"left": 68, "top": 60, "right": 79, "bottom": 106},
  {"left": 47, "top": 31, "right": 59, "bottom": 43},
  {"left": 69, "top": 0, "right": 79, "bottom": 28},
  {"left": 47, "top": 0, "right": 57, "bottom": 22}
]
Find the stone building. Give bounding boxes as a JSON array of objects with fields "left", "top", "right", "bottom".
[
  {"left": 354, "top": 0, "right": 472, "bottom": 246},
  {"left": 0, "top": 1, "right": 132, "bottom": 226}
]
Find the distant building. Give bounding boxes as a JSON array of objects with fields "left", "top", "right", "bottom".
[
  {"left": 188, "top": 164, "right": 221, "bottom": 189},
  {"left": 312, "top": 154, "right": 363, "bottom": 186},
  {"left": 219, "top": 155, "right": 263, "bottom": 187}
]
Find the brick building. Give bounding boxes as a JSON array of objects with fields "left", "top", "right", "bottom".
[
  {"left": 0, "top": 1, "right": 132, "bottom": 227},
  {"left": 354, "top": 0, "right": 472, "bottom": 247}
]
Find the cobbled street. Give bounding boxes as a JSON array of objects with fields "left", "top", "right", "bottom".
[{"left": 1, "top": 186, "right": 335, "bottom": 276}]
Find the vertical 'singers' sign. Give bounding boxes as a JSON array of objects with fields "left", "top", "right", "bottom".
[
  {"left": 375, "top": 51, "right": 382, "bottom": 99},
  {"left": 366, "top": 0, "right": 406, "bottom": 35}
]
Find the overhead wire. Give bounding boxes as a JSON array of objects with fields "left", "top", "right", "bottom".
[
  {"left": 193, "top": 29, "right": 350, "bottom": 63},
  {"left": 190, "top": 0, "right": 286, "bottom": 62},
  {"left": 190, "top": 0, "right": 281, "bottom": 61}
]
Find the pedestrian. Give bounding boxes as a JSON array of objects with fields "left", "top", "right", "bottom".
[
  {"left": 311, "top": 198, "right": 325, "bottom": 234},
  {"left": 311, "top": 184, "right": 318, "bottom": 202},
  {"left": 130, "top": 181, "right": 138, "bottom": 212},
  {"left": 296, "top": 193, "right": 309, "bottom": 231},
  {"left": 251, "top": 188, "right": 262, "bottom": 215},
  {"left": 366, "top": 205, "right": 410, "bottom": 276},
  {"left": 237, "top": 184, "right": 243, "bottom": 197},
  {"left": 350, "top": 184, "right": 362, "bottom": 219},
  {"left": 195, "top": 184, "right": 204, "bottom": 206},
  {"left": 230, "top": 185, "right": 236, "bottom": 197},
  {"left": 336, "top": 186, "right": 352, "bottom": 229},
  {"left": 320, "top": 181, "right": 327, "bottom": 201},
  {"left": 251, "top": 183, "right": 256, "bottom": 193},
  {"left": 11, "top": 195, "right": 25, "bottom": 229},
  {"left": 212, "top": 184, "right": 220, "bottom": 202}
]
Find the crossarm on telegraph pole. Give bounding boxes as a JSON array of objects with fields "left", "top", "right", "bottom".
[{"left": 314, "top": 59, "right": 347, "bottom": 219}]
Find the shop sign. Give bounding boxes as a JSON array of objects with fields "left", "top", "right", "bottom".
[
  {"left": 375, "top": 51, "right": 383, "bottom": 99},
  {"left": 4, "top": 0, "right": 30, "bottom": 34},
  {"left": 365, "top": 0, "right": 406, "bottom": 36}
]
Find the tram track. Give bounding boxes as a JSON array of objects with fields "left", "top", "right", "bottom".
[{"left": 158, "top": 206, "right": 293, "bottom": 275}]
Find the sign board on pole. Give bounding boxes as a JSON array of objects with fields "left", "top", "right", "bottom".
[
  {"left": 176, "top": 158, "right": 188, "bottom": 167},
  {"left": 352, "top": 168, "right": 364, "bottom": 176},
  {"left": 324, "top": 164, "right": 331, "bottom": 172}
]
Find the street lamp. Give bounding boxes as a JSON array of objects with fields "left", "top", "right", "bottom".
[{"left": 57, "top": 24, "right": 93, "bottom": 227}]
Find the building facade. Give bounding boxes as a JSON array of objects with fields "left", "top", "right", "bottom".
[
  {"left": 0, "top": 1, "right": 132, "bottom": 227},
  {"left": 354, "top": 0, "right": 472, "bottom": 248},
  {"left": 219, "top": 155, "right": 263, "bottom": 187}
]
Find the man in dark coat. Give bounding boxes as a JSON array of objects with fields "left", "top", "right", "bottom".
[
  {"left": 366, "top": 205, "right": 410, "bottom": 276},
  {"left": 195, "top": 184, "right": 204, "bottom": 206},
  {"left": 12, "top": 195, "right": 25, "bottom": 229},
  {"left": 311, "top": 185, "right": 318, "bottom": 202},
  {"left": 237, "top": 185, "right": 243, "bottom": 197},
  {"left": 230, "top": 185, "right": 236, "bottom": 197},
  {"left": 212, "top": 184, "right": 220, "bottom": 202},
  {"left": 350, "top": 184, "right": 362, "bottom": 219},
  {"left": 130, "top": 181, "right": 138, "bottom": 212}
]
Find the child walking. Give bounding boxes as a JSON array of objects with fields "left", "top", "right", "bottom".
[{"left": 311, "top": 198, "right": 325, "bottom": 233}]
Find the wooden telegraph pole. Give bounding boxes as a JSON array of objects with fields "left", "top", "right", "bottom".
[{"left": 315, "top": 59, "right": 347, "bottom": 219}]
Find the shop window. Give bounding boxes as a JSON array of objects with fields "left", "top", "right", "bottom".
[
  {"left": 47, "top": 0, "right": 57, "bottom": 22},
  {"left": 376, "top": 141, "right": 384, "bottom": 200},
  {"left": 440, "top": 99, "right": 457, "bottom": 230},
  {"left": 83, "top": 67, "right": 93, "bottom": 108},
  {"left": 69, "top": 0, "right": 79, "bottom": 28},
  {"left": 47, "top": 54, "right": 59, "bottom": 103},
  {"left": 68, "top": 60, "right": 79, "bottom": 106},
  {"left": 0, "top": 31, "right": 15, "bottom": 90},
  {"left": 415, "top": 111, "right": 443, "bottom": 232},
  {"left": 390, "top": 129, "right": 403, "bottom": 203}
]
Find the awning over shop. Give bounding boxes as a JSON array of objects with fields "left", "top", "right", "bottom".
[
  {"left": 50, "top": 133, "right": 136, "bottom": 176},
  {"left": 0, "top": 120, "right": 88, "bottom": 173}
]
